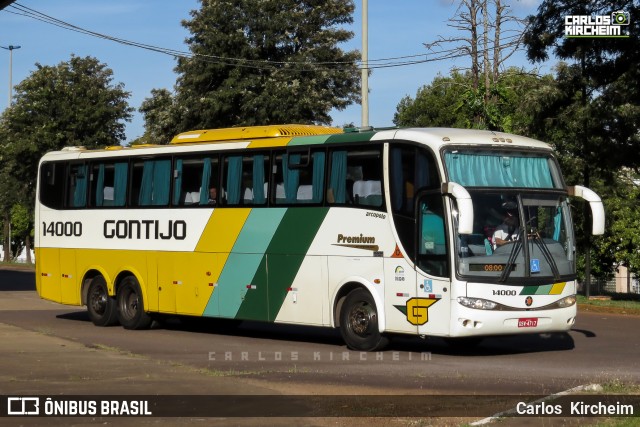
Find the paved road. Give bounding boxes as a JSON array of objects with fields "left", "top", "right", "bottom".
[{"left": 1, "top": 268, "right": 639, "bottom": 425}]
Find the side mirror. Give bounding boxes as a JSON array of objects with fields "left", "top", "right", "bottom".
[
  {"left": 442, "top": 182, "right": 474, "bottom": 235},
  {"left": 567, "top": 185, "right": 605, "bottom": 235}
]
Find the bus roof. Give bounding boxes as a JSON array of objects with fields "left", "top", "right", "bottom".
[
  {"left": 373, "top": 128, "right": 553, "bottom": 151},
  {"left": 40, "top": 125, "right": 553, "bottom": 161},
  {"left": 171, "top": 124, "right": 343, "bottom": 144}
]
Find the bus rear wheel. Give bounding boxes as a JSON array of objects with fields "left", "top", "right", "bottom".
[
  {"left": 86, "top": 276, "right": 118, "bottom": 326},
  {"left": 339, "top": 288, "right": 388, "bottom": 351},
  {"left": 117, "top": 276, "right": 152, "bottom": 330}
]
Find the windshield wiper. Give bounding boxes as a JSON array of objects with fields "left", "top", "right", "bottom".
[
  {"left": 498, "top": 228, "right": 523, "bottom": 283},
  {"left": 529, "top": 231, "right": 561, "bottom": 280}
]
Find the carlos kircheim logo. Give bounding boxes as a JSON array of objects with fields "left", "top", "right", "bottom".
[{"left": 564, "top": 10, "right": 630, "bottom": 38}]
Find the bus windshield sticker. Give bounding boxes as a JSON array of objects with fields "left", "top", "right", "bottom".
[{"left": 530, "top": 259, "right": 541, "bottom": 273}]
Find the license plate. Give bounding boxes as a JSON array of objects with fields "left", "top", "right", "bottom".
[{"left": 518, "top": 318, "right": 538, "bottom": 328}]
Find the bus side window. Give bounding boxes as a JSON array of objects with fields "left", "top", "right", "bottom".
[
  {"left": 39, "top": 162, "right": 66, "bottom": 210},
  {"left": 273, "top": 150, "right": 324, "bottom": 205},
  {"left": 67, "top": 163, "right": 88, "bottom": 208},
  {"left": 328, "top": 147, "right": 383, "bottom": 207},
  {"left": 173, "top": 156, "right": 219, "bottom": 206},
  {"left": 131, "top": 158, "right": 171, "bottom": 207},
  {"left": 417, "top": 194, "right": 448, "bottom": 277},
  {"left": 222, "top": 154, "right": 267, "bottom": 206},
  {"left": 91, "top": 161, "right": 128, "bottom": 207}
]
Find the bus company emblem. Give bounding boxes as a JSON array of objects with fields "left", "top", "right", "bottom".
[
  {"left": 394, "top": 266, "right": 405, "bottom": 282},
  {"left": 333, "top": 233, "right": 379, "bottom": 251},
  {"left": 525, "top": 296, "right": 533, "bottom": 307},
  {"left": 394, "top": 297, "right": 440, "bottom": 326}
]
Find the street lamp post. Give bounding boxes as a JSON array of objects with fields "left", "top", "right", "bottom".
[
  {"left": 361, "top": 0, "right": 369, "bottom": 128},
  {"left": 1, "top": 44, "right": 21, "bottom": 106}
]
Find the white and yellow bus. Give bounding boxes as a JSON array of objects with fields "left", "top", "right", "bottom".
[{"left": 35, "top": 125, "right": 605, "bottom": 351}]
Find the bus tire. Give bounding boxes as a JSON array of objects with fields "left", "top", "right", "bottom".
[
  {"left": 116, "top": 276, "right": 152, "bottom": 330},
  {"left": 86, "top": 276, "right": 118, "bottom": 327},
  {"left": 339, "top": 288, "right": 388, "bottom": 351}
]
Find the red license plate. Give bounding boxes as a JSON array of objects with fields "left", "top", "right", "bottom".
[{"left": 518, "top": 318, "right": 538, "bottom": 328}]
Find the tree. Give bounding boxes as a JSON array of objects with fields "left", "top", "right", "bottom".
[
  {"left": 0, "top": 55, "right": 133, "bottom": 262},
  {"left": 599, "top": 174, "right": 640, "bottom": 278},
  {"left": 0, "top": 163, "right": 19, "bottom": 262},
  {"left": 140, "top": 0, "right": 360, "bottom": 143},
  {"left": 9, "top": 203, "right": 32, "bottom": 261},
  {"left": 524, "top": 0, "right": 640, "bottom": 172},
  {"left": 423, "top": 0, "right": 526, "bottom": 128},
  {"left": 394, "top": 68, "right": 544, "bottom": 133},
  {"left": 523, "top": 1, "right": 640, "bottom": 294},
  {"left": 134, "top": 88, "right": 180, "bottom": 145}
]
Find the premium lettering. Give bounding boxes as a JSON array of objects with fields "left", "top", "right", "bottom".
[{"left": 337, "top": 233, "right": 375, "bottom": 244}]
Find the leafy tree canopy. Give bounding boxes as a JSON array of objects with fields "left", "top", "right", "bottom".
[
  {"left": 394, "top": 68, "right": 545, "bottom": 133},
  {"left": 0, "top": 54, "right": 132, "bottom": 203},
  {"left": 140, "top": 0, "right": 360, "bottom": 143}
]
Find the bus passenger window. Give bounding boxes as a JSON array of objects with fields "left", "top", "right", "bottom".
[
  {"left": 67, "top": 163, "right": 88, "bottom": 208},
  {"left": 91, "top": 161, "right": 128, "bottom": 207},
  {"left": 273, "top": 150, "right": 324, "bottom": 204},
  {"left": 173, "top": 156, "right": 219, "bottom": 206},
  {"left": 222, "top": 154, "right": 268, "bottom": 206},
  {"left": 328, "top": 147, "right": 383, "bottom": 207},
  {"left": 131, "top": 159, "right": 171, "bottom": 207}
]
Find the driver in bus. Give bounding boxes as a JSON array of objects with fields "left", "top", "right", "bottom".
[{"left": 492, "top": 209, "right": 520, "bottom": 250}]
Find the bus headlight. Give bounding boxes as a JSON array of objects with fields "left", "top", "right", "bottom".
[
  {"left": 556, "top": 295, "right": 576, "bottom": 308},
  {"left": 458, "top": 297, "right": 497, "bottom": 310}
]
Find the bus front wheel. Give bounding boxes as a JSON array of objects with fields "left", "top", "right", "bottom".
[
  {"left": 86, "top": 276, "right": 118, "bottom": 326},
  {"left": 339, "top": 288, "right": 388, "bottom": 351},
  {"left": 116, "top": 276, "right": 152, "bottom": 330}
]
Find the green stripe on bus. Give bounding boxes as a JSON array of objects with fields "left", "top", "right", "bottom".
[
  {"left": 236, "top": 208, "right": 329, "bottom": 321},
  {"left": 324, "top": 132, "right": 375, "bottom": 144},
  {"left": 520, "top": 284, "right": 554, "bottom": 295},
  {"left": 203, "top": 208, "right": 287, "bottom": 318},
  {"left": 535, "top": 284, "right": 553, "bottom": 295},
  {"left": 287, "top": 135, "right": 334, "bottom": 146}
]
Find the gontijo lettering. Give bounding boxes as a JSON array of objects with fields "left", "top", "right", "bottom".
[{"left": 103, "top": 219, "right": 186, "bottom": 240}]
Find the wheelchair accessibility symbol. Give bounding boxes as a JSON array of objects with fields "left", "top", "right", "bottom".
[{"left": 530, "top": 259, "right": 540, "bottom": 273}]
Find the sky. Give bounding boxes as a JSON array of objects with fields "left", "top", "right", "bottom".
[{"left": 0, "top": 0, "right": 546, "bottom": 144}]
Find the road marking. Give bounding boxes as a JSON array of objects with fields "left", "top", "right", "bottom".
[{"left": 470, "top": 383, "right": 603, "bottom": 425}]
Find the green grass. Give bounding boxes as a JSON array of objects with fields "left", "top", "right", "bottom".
[
  {"left": 0, "top": 261, "right": 35, "bottom": 270},
  {"left": 577, "top": 294, "right": 640, "bottom": 315},
  {"left": 599, "top": 380, "right": 640, "bottom": 395}
]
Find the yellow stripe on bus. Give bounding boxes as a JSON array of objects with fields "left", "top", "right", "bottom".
[
  {"left": 195, "top": 208, "right": 251, "bottom": 253},
  {"left": 246, "top": 136, "right": 292, "bottom": 148},
  {"left": 550, "top": 282, "right": 566, "bottom": 295}
]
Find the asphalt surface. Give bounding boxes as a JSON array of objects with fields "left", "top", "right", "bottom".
[{"left": 1, "top": 266, "right": 639, "bottom": 426}]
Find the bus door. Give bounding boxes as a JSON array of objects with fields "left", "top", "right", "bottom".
[{"left": 414, "top": 192, "right": 451, "bottom": 336}]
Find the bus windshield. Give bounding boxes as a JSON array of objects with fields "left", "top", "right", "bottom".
[
  {"left": 443, "top": 149, "right": 574, "bottom": 283},
  {"left": 453, "top": 191, "right": 575, "bottom": 282}
]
